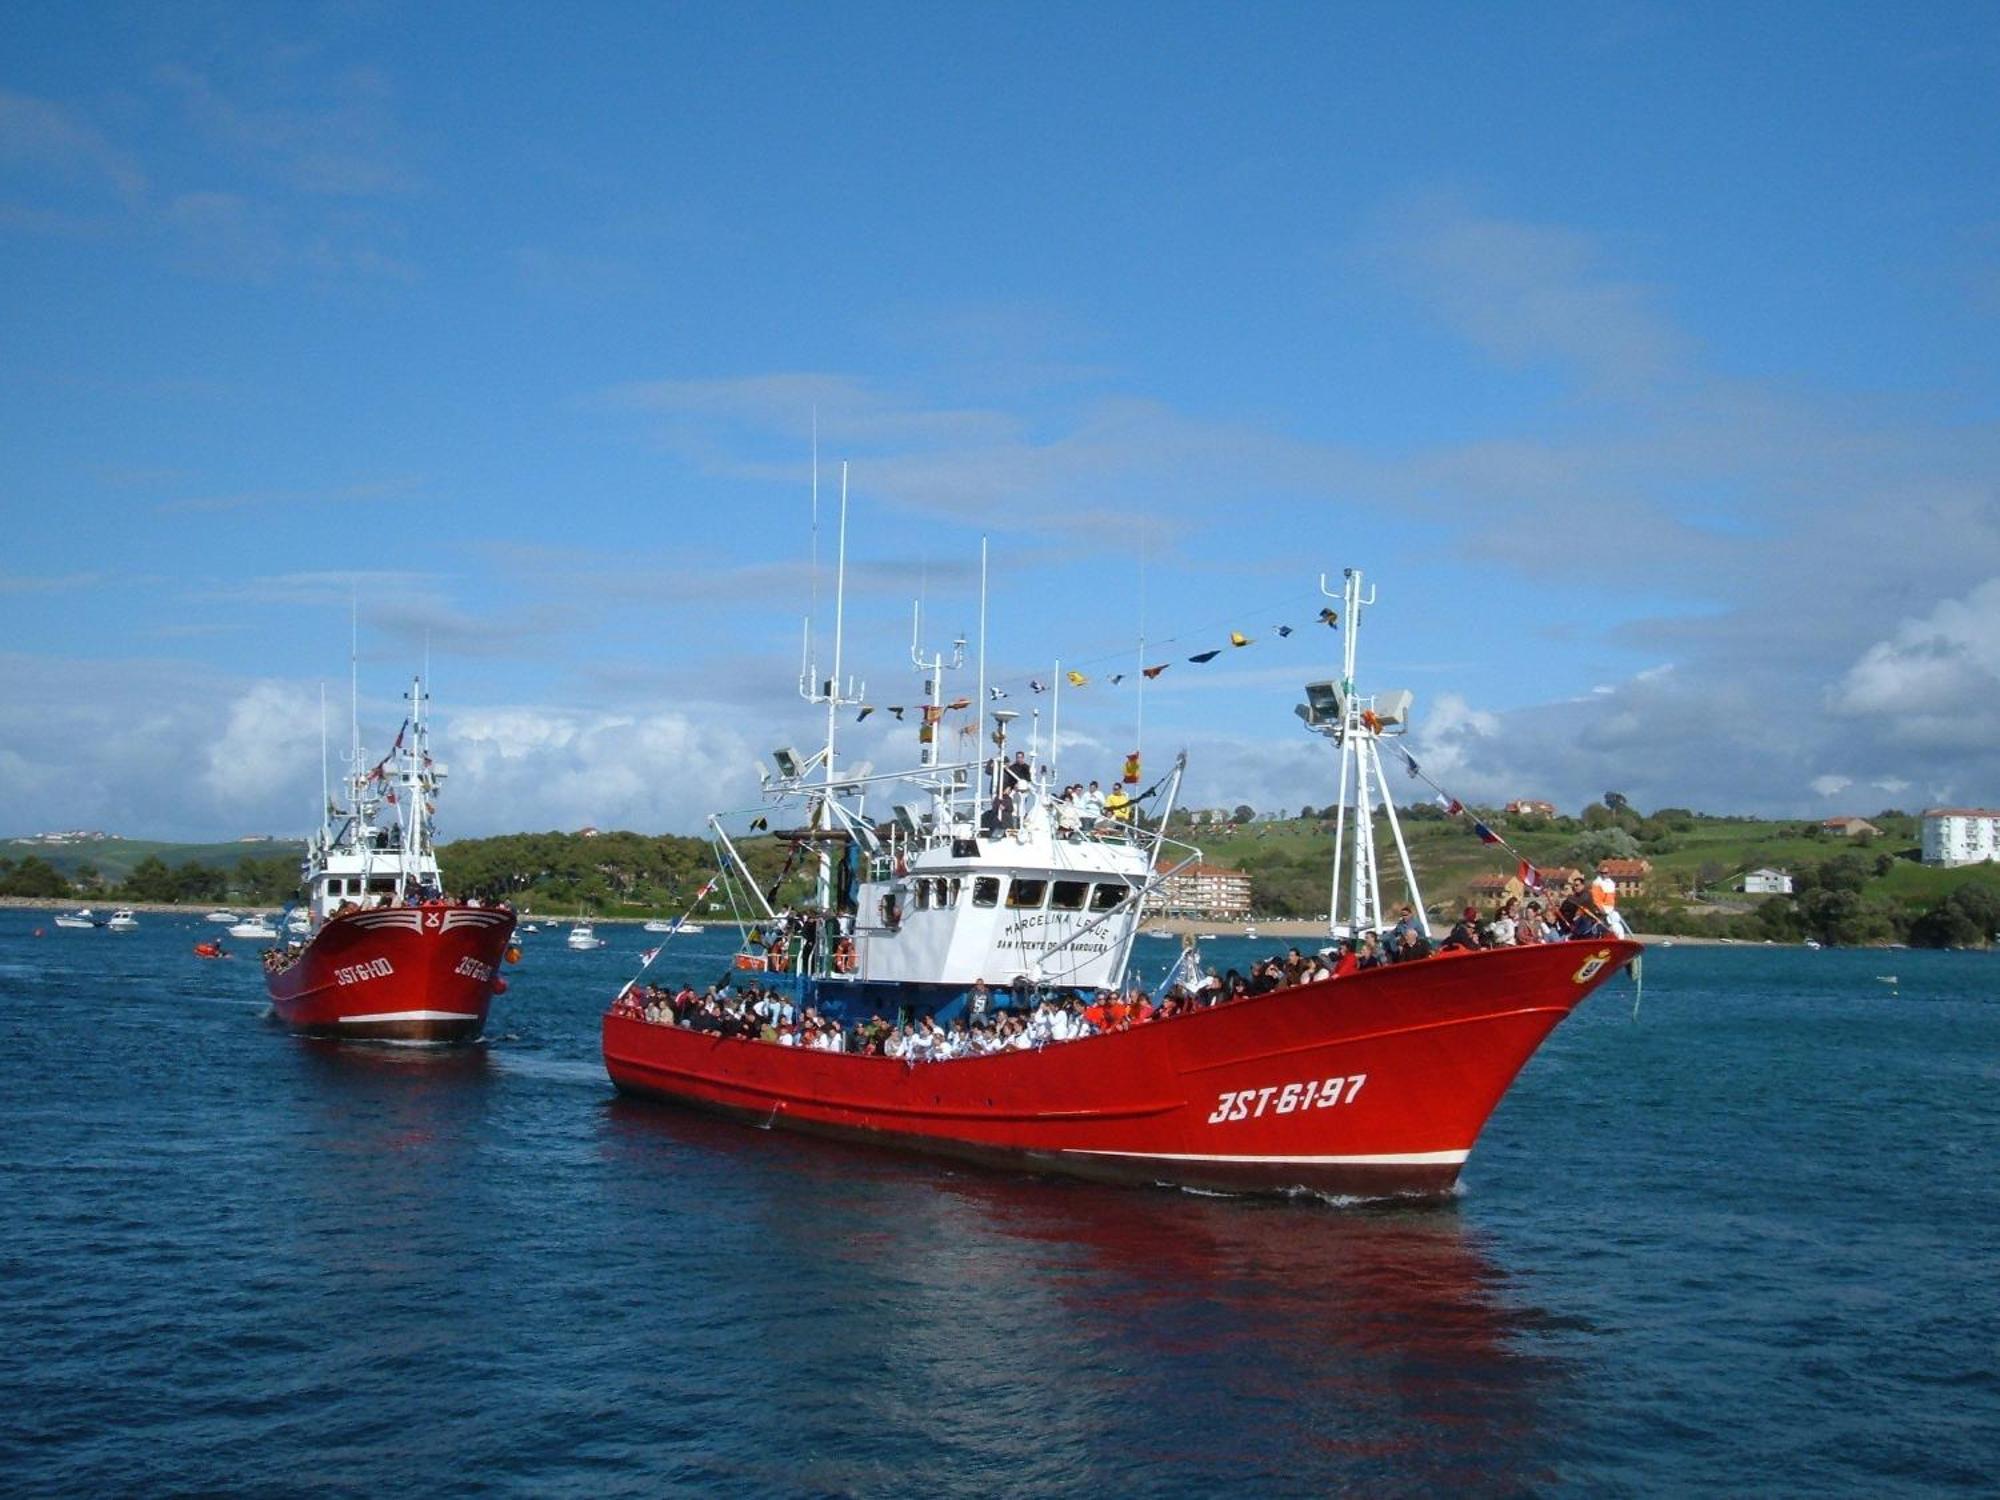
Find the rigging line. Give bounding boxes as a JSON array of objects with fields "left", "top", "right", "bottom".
[{"left": 997, "top": 583, "right": 1335, "bottom": 678}]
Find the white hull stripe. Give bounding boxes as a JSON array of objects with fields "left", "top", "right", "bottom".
[
  {"left": 1063, "top": 1148, "right": 1470, "bottom": 1167},
  {"left": 337, "top": 1010, "right": 480, "bottom": 1024}
]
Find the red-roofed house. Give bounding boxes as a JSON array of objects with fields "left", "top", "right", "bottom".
[{"left": 1821, "top": 816, "right": 1881, "bottom": 838}]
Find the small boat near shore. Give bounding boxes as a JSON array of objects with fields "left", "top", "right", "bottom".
[
  {"left": 106, "top": 909, "right": 139, "bottom": 931},
  {"left": 54, "top": 908, "right": 106, "bottom": 929},
  {"left": 567, "top": 922, "right": 607, "bottom": 950},
  {"left": 205, "top": 910, "right": 239, "bottom": 925},
  {"left": 229, "top": 917, "right": 279, "bottom": 941}
]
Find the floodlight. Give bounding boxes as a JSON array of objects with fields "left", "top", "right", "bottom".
[
  {"left": 771, "top": 747, "right": 802, "bottom": 778},
  {"left": 1374, "top": 689, "right": 1414, "bottom": 728}
]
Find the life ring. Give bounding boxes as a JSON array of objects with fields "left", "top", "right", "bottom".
[{"left": 734, "top": 953, "right": 768, "bottom": 971}]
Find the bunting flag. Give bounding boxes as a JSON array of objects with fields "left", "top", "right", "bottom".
[
  {"left": 1318, "top": 607, "right": 1339, "bottom": 627},
  {"left": 1276, "top": 625, "right": 1293, "bottom": 637},
  {"left": 1030, "top": 679, "right": 1047, "bottom": 694},
  {"left": 1067, "top": 670, "right": 1087, "bottom": 687},
  {"left": 1518, "top": 859, "right": 1542, "bottom": 890},
  {"left": 1123, "top": 752, "right": 1141, "bottom": 784},
  {"left": 1436, "top": 794, "right": 1463, "bottom": 816},
  {"left": 1230, "top": 631, "right": 1250, "bottom": 647},
  {"left": 1187, "top": 649, "right": 1220, "bottom": 664},
  {"left": 1108, "top": 673, "right": 1125, "bottom": 685},
  {"left": 857, "top": 706, "right": 874, "bottom": 722},
  {"left": 888, "top": 706, "right": 905, "bottom": 720},
  {"left": 1143, "top": 663, "right": 1168, "bottom": 679},
  {"left": 946, "top": 696, "right": 971, "bottom": 710},
  {"left": 749, "top": 816, "right": 769, "bottom": 831},
  {"left": 1473, "top": 820, "right": 1502, "bottom": 845},
  {"left": 988, "top": 686, "right": 1007, "bottom": 700},
  {"left": 922, "top": 705, "right": 943, "bottom": 724},
  {"left": 1362, "top": 709, "right": 1383, "bottom": 733}
]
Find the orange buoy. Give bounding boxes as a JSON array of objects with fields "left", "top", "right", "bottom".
[{"left": 505, "top": 945, "right": 522, "bottom": 964}]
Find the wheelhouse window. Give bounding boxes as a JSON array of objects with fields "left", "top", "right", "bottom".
[
  {"left": 1050, "top": 880, "right": 1089, "bottom": 911},
  {"left": 1007, "top": 879, "right": 1047, "bottom": 909},
  {"left": 1090, "top": 882, "right": 1128, "bottom": 913},
  {"left": 972, "top": 877, "right": 1001, "bottom": 908}
]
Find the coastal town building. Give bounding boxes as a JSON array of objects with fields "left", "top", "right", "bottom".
[
  {"left": 1739, "top": 867, "right": 1795, "bottom": 895},
  {"left": 1152, "top": 861, "right": 1253, "bottom": 918},
  {"left": 1821, "top": 816, "right": 1882, "bottom": 838},
  {"left": 1504, "top": 800, "right": 1557, "bottom": 818},
  {"left": 1920, "top": 809, "right": 2000, "bottom": 867},
  {"left": 1595, "top": 858, "right": 1652, "bottom": 897}
]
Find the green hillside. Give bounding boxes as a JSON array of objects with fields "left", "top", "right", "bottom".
[{"left": 6, "top": 802, "right": 1990, "bottom": 947}]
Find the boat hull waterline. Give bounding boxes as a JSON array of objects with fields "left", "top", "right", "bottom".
[
  {"left": 604, "top": 938, "right": 1641, "bottom": 1197},
  {"left": 266, "top": 904, "right": 516, "bottom": 1044}
]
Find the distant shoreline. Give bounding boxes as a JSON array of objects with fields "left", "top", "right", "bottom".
[{"left": 0, "top": 897, "right": 1833, "bottom": 947}]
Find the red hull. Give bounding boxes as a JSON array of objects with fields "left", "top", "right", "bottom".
[
  {"left": 603, "top": 938, "right": 1641, "bottom": 1198},
  {"left": 265, "top": 904, "right": 516, "bottom": 1043}
]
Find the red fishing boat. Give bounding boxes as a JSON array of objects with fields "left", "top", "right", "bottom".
[
  {"left": 603, "top": 548, "right": 1638, "bottom": 1195},
  {"left": 264, "top": 674, "right": 514, "bottom": 1043},
  {"left": 604, "top": 937, "right": 1637, "bottom": 1196}
]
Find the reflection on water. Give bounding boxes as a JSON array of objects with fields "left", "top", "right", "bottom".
[{"left": 599, "top": 1096, "right": 1572, "bottom": 1494}]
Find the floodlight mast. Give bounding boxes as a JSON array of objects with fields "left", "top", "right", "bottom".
[
  {"left": 1303, "top": 569, "right": 1428, "bottom": 941},
  {"left": 799, "top": 462, "right": 866, "bottom": 914}
]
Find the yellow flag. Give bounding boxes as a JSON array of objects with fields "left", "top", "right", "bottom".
[
  {"left": 1067, "top": 670, "right": 1087, "bottom": 687},
  {"left": 1230, "top": 631, "right": 1250, "bottom": 647}
]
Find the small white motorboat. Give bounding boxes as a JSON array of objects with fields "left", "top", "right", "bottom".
[
  {"left": 566, "top": 922, "right": 606, "bottom": 951},
  {"left": 205, "top": 910, "right": 239, "bottom": 925},
  {"left": 642, "top": 918, "right": 673, "bottom": 933},
  {"left": 285, "top": 910, "right": 311, "bottom": 935},
  {"left": 519, "top": 923, "right": 540, "bottom": 934},
  {"left": 106, "top": 909, "right": 140, "bottom": 931},
  {"left": 229, "top": 917, "right": 279, "bottom": 941},
  {"left": 54, "top": 908, "right": 105, "bottom": 929}
]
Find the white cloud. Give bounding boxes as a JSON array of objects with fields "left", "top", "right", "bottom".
[
  {"left": 1811, "top": 774, "right": 1853, "bottom": 798},
  {"left": 440, "top": 706, "right": 763, "bottom": 835},
  {"left": 202, "top": 681, "right": 320, "bottom": 806}
]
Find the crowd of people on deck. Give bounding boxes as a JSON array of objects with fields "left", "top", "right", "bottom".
[
  {"left": 981, "top": 753, "right": 1137, "bottom": 840},
  {"left": 607, "top": 874, "right": 1619, "bottom": 1062}
]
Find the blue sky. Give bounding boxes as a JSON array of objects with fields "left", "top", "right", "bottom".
[{"left": 3, "top": 1, "right": 1998, "bottom": 841}]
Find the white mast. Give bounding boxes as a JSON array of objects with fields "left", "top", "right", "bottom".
[
  {"left": 1299, "top": 568, "right": 1426, "bottom": 939},
  {"left": 975, "top": 537, "right": 988, "bottom": 802},
  {"left": 318, "top": 683, "right": 330, "bottom": 847}
]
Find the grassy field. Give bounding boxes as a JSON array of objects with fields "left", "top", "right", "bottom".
[{"left": 2, "top": 837, "right": 307, "bottom": 883}]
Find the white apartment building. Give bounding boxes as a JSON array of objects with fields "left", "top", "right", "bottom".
[
  {"left": 1920, "top": 808, "right": 2000, "bottom": 867},
  {"left": 1740, "top": 867, "right": 1795, "bottom": 895},
  {"left": 1153, "top": 862, "right": 1254, "bottom": 918}
]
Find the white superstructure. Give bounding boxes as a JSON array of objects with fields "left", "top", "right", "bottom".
[
  {"left": 701, "top": 464, "right": 1195, "bottom": 1000},
  {"left": 1920, "top": 808, "right": 2000, "bottom": 867},
  {"left": 301, "top": 676, "right": 447, "bottom": 925}
]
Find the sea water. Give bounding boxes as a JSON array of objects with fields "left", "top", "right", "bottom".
[{"left": 1, "top": 917, "right": 1993, "bottom": 1496}]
